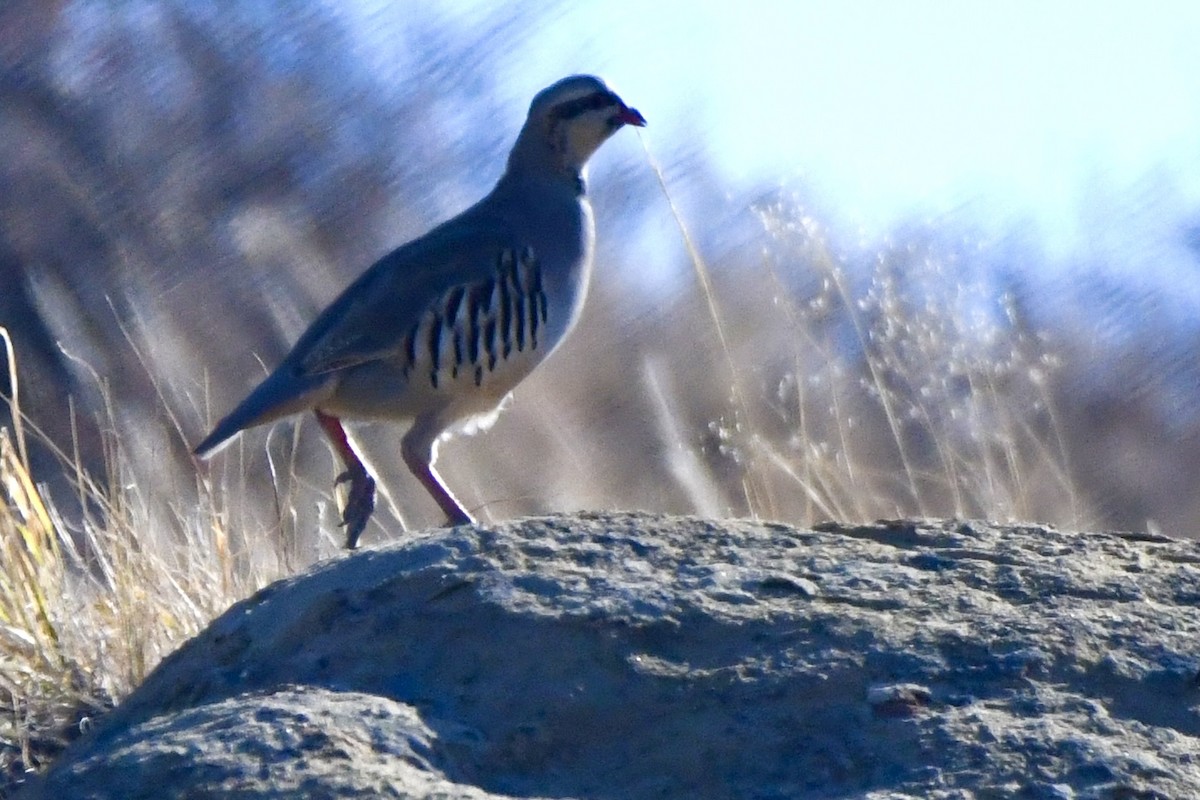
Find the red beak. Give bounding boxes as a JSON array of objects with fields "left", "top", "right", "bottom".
[{"left": 617, "top": 106, "right": 647, "bottom": 127}]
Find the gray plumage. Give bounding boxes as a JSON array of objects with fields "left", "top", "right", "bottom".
[{"left": 194, "top": 75, "right": 645, "bottom": 547}]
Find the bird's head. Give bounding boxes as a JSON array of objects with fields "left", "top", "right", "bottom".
[{"left": 510, "top": 75, "right": 645, "bottom": 182}]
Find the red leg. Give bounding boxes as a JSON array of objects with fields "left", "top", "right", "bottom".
[
  {"left": 315, "top": 410, "right": 376, "bottom": 549},
  {"left": 402, "top": 414, "right": 475, "bottom": 526}
]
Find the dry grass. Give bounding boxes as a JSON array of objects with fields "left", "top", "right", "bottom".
[
  {"left": 0, "top": 327, "right": 285, "bottom": 785},
  {"left": 735, "top": 198, "right": 1082, "bottom": 526},
  {"left": 611, "top": 169, "right": 1083, "bottom": 530}
]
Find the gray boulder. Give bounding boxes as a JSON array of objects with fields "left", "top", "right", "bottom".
[{"left": 21, "top": 513, "right": 1200, "bottom": 798}]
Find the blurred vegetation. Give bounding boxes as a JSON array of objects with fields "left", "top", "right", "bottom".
[{"left": 2, "top": 1, "right": 1200, "bottom": 789}]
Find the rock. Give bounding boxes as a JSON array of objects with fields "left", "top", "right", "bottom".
[
  {"left": 19, "top": 513, "right": 1200, "bottom": 798},
  {"left": 23, "top": 686, "right": 518, "bottom": 799}
]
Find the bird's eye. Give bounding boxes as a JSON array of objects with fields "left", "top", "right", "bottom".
[{"left": 554, "top": 91, "right": 618, "bottom": 121}]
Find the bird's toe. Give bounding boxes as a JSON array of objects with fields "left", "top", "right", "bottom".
[{"left": 338, "top": 472, "right": 377, "bottom": 549}]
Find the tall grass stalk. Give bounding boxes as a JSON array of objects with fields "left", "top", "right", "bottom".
[{"left": 640, "top": 135, "right": 770, "bottom": 519}]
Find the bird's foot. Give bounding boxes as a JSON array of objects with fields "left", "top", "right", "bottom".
[
  {"left": 444, "top": 507, "right": 476, "bottom": 527},
  {"left": 334, "top": 468, "right": 376, "bottom": 550}
]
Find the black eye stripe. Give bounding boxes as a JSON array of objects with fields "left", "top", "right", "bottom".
[{"left": 552, "top": 90, "right": 619, "bottom": 121}]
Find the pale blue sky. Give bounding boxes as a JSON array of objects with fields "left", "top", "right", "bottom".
[{"left": 346, "top": 2, "right": 1200, "bottom": 257}]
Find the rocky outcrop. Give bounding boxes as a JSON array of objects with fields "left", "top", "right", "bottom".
[{"left": 20, "top": 513, "right": 1200, "bottom": 798}]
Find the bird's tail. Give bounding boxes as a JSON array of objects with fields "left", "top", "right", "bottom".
[{"left": 193, "top": 368, "right": 332, "bottom": 459}]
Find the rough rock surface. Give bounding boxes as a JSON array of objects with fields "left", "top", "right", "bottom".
[{"left": 20, "top": 513, "right": 1200, "bottom": 799}]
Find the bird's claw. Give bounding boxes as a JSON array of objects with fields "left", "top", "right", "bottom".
[{"left": 335, "top": 469, "right": 376, "bottom": 550}]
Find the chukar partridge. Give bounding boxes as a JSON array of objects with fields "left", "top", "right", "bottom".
[{"left": 194, "top": 75, "right": 645, "bottom": 547}]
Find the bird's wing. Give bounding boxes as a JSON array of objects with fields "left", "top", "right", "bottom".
[{"left": 289, "top": 216, "right": 518, "bottom": 377}]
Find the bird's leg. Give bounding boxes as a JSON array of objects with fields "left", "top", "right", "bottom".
[
  {"left": 401, "top": 416, "right": 475, "bottom": 527},
  {"left": 315, "top": 410, "right": 376, "bottom": 549}
]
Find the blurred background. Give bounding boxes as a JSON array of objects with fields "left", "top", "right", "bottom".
[{"left": 3, "top": 0, "right": 1200, "bottom": 555}]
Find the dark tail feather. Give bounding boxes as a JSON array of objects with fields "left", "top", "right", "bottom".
[
  {"left": 193, "top": 407, "right": 253, "bottom": 459},
  {"left": 193, "top": 369, "right": 331, "bottom": 459}
]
